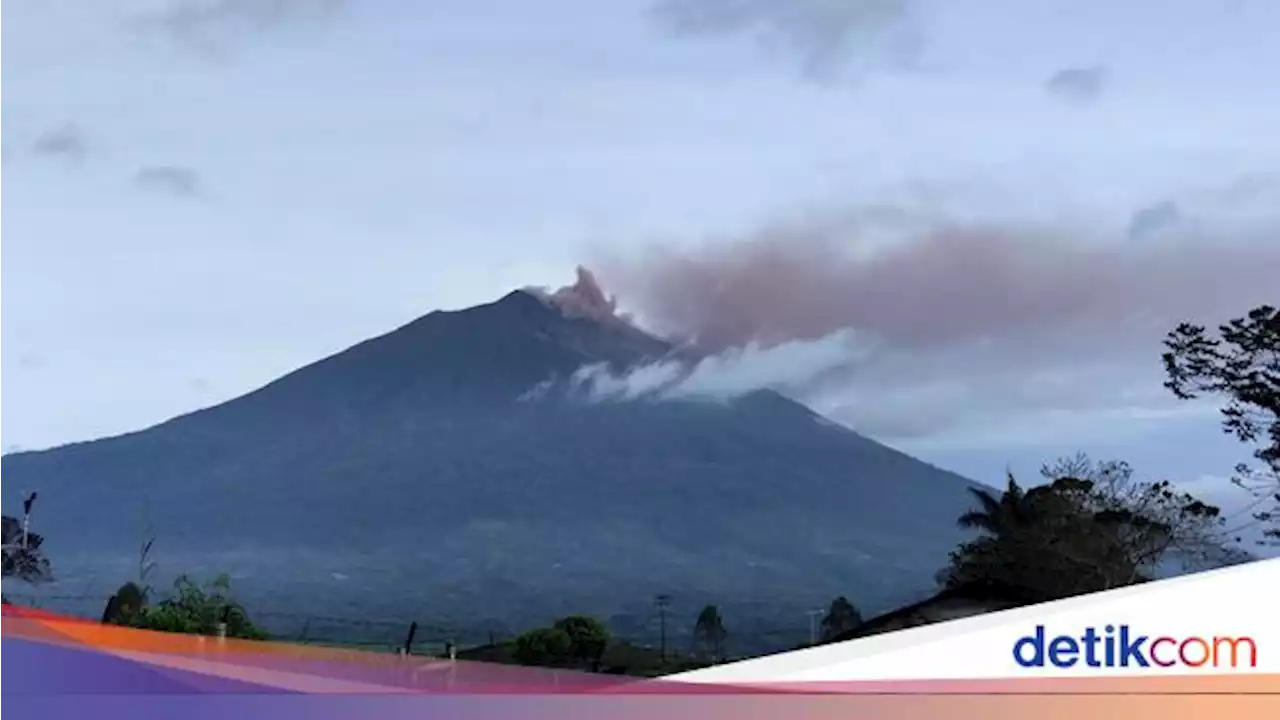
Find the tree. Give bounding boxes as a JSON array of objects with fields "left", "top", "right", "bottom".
[
  {"left": 0, "top": 509, "right": 52, "bottom": 589},
  {"left": 693, "top": 605, "right": 728, "bottom": 662},
  {"left": 1039, "top": 454, "right": 1247, "bottom": 570},
  {"left": 552, "top": 615, "right": 611, "bottom": 670},
  {"left": 819, "top": 596, "right": 862, "bottom": 642},
  {"left": 939, "top": 457, "right": 1239, "bottom": 603},
  {"left": 102, "top": 582, "right": 147, "bottom": 625},
  {"left": 1163, "top": 305, "right": 1280, "bottom": 543},
  {"left": 940, "top": 475, "right": 1111, "bottom": 602},
  {"left": 121, "top": 574, "right": 266, "bottom": 640},
  {"left": 103, "top": 509, "right": 166, "bottom": 626},
  {"left": 956, "top": 472, "right": 1042, "bottom": 538},
  {"left": 512, "top": 626, "right": 574, "bottom": 668}
]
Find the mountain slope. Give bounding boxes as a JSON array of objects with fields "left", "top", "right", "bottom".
[{"left": 2, "top": 285, "right": 983, "bottom": 649}]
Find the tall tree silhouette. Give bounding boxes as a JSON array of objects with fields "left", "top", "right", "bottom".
[
  {"left": 693, "top": 605, "right": 728, "bottom": 662},
  {"left": 1164, "top": 305, "right": 1280, "bottom": 543},
  {"left": 941, "top": 458, "right": 1236, "bottom": 602},
  {"left": 955, "top": 473, "right": 1061, "bottom": 538},
  {"left": 819, "top": 596, "right": 862, "bottom": 642},
  {"left": 552, "top": 615, "right": 610, "bottom": 671},
  {"left": 0, "top": 509, "right": 51, "bottom": 589}
]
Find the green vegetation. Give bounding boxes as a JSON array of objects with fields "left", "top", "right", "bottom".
[
  {"left": 693, "top": 604, "right": 728, "bottom": 661},
  {"left": 103, "top": 574, "right": 267, "bottom": 641},
  {"left": 98, "top": 526, "right": 269, "bottom": 641},
  {"left": 512, "top": 626, "right": 574, "bottom": 667},
  {"left": 101, "top": 581, "right": 147, "bottom": 624},
  {"left": 2, "top": 493, "right": 53, "bottom": 586},
  {"left": 819, "top": 596, "right": 862, "bottom": 642},
  {"left": 930, "top": 305, "right": 1275, "bottom": 604},
  {"left": 511, "top": 615, "right": 611, "bottom": 670},
  {"left": 553, "top": 615, "right": 611, "bottom": 669},
  {"left": 483, "top": 610, "right": 719, "bottom": 675},
  {"left": 938, "top": 454, "right": 1240, "bottom": 603}
]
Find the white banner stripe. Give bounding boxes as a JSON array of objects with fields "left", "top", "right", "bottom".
[{"left": 672, "top": 558, "right": 1280, "bottom": 682}]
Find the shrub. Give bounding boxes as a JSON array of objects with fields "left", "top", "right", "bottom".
[
  {"left": 125, "top": 574, "right": 266, "bottom": 640},
  {"left": 512, "top": 626, "right": 574, "bottom": 667},
  {"left": 552, "top": 615, "right": 611, "bottom": 669}
]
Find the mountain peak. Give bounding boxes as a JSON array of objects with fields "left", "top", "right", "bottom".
[
  {"left": 1, "top": 263, "right": 982, "bottom": 652},
  {"left": 522, "top": 266, "right": 664, "bottom": 342},
  {"left": 522, "top": 266, "right": 618, "bottom": 321}
]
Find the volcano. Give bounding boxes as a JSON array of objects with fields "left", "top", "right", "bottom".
[{"left": 2, "top": 270, "right": 983, "bottom": 650}]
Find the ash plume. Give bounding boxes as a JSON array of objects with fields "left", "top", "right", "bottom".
[
  {"left": 523, "top": 265, "right": 672, "bottom": 346},
  {"left": 525, "top": 266, "right": 624, "bottom": 325},
  {"left": 527, "top": 267, "right": 867, "bottom": 405},
  {"left": 582, "top": 210, "right": 1280, "bottom": 441},
  {"left": 596, "top": 217, "right": 1279, "bottom": 357}
]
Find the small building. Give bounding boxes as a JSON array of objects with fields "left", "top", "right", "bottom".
[{"left": 827, "top": 581, "right": 1034, "bottom": 643}]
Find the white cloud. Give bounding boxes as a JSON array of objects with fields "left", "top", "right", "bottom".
[
  {"left": 25, "top": 125, "right": 92, "bottom": 162},
  {"left": 1046, "top": 66, "right": 1108, "bottom": 103},
  {"left": 135, "top": 0, "right": 346, "bottom": 54},
  {"left": 574, "top": 330, "right": 865, "bottom": 402},
  {"left": 649, "top": 0, "right": 922, "bottom": 79},
  {"left": 134, "top": 165, "right": 205, "bottom": 197}
]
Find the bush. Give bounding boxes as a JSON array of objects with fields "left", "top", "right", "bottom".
[
  {"left": 123, "top": 574, "right": 266, "bottom": 640},
  {"left": 553, "top": 615, "right": 611, "bottom": 669},
  {"left": 512, "top": 626, "right": 574, "bottom": 667},
  {"left": 510, "top": 615, "right": 613, "bottom": 670},
  {"left": 101, "top": 582, "right": 147, "bottom": 624}
]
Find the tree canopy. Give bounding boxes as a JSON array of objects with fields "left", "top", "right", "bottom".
[
  {"left": 552, "top": 615, "right": 611, "bottom": 669},
  {"left": 512, "top": 615, "right": 612, "bottom": 670},
  {"left": 109, "top": 574, "right": 266, "bottom": 640},
  {"left": 1164, "top": 305, "right": 1280, "bottom": 542},
  {"left": 819, "top": 596, "right": 862, "bottom": 642},
  {"left": 102, "top": 582, "right": 148, "bottom": 625},
  {"left": 513, "top": 626, "right": 575, "bottom": 668},
  {"left": 693, "top": 604, "right": 728, "bottom": 661},
  {"left": 939, "top": 455, "right": 1239, "bottom": 603},
  {"left": 2, "top": 514, "right": 53, "bottom": 585}
]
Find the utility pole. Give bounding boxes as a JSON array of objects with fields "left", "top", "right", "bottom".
[
  {"left": 21, "top": 492, "right": 37, "bottom": 549},
  {"left": 807, "top": 609, "right": 824, "bottom": 645},
  {"left": 402, "top": 621, "right": 418, "bottom": 656},
  {"left": 654, "top": 594, "right": 671, "bottom": 662},
  {"left": 216, "top": 605, "right": 230, "bottom": 643},
  {"left": 1, "top": 489, "right": 37, "bottom": 550}
]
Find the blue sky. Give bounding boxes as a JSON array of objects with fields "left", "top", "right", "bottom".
[{"left": 3, "top": 0, "right": 1279, "bottom": 534}]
